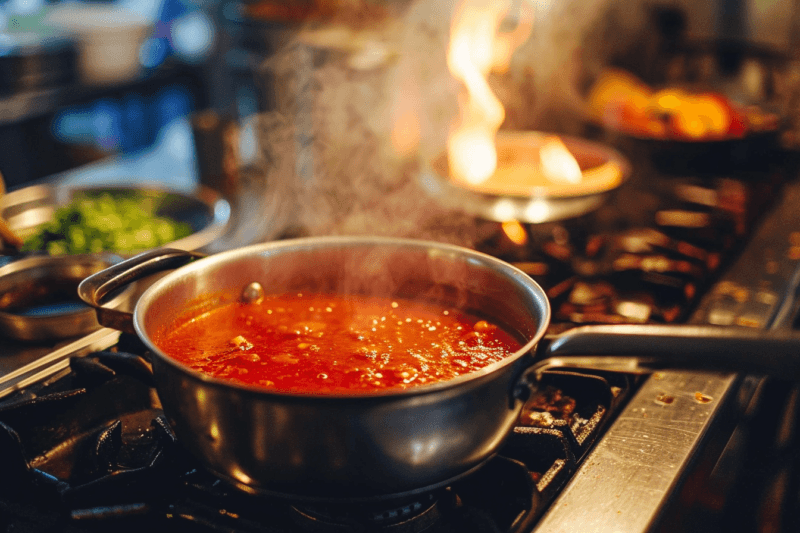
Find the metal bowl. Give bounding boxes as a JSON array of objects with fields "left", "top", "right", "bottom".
[{"left": 0, "top": 182, "right": 231, "bottom": 255}]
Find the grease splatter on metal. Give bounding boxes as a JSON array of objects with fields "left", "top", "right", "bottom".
[
  {"left": 694, "top": 392, "right": 713, "bottom": 404},
  {"left": 654, "top": 393, "right": 675, "bottom": 406}
]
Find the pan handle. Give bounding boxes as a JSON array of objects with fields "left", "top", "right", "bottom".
[
  {"left": 78, "top": 248, "right": 205, "bottom": 335},
  {"left": 539, "top": 324, "right": 800, "bottom": 381}
]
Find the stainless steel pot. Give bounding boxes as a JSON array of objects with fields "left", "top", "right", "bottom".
[
  {"left": 77, "top": 237, "right": 800, "bottom": 501},
  {"left": 78, "top": 238, "right": 550, "bottom": 501}
]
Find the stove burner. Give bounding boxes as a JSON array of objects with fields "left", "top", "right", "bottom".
[
  {"left": 476, "top": 174, "right": 779, "bottom": 331},
  {"left": 290, "top": 493, "right": 441, "bottom": 533},
  {"left": 3, "top": 349, "right": 623, "bottom": 532}
]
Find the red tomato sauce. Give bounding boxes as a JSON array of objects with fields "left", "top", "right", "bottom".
[{"left": 153, "top": 292, "right": 522, "bottom": 394}]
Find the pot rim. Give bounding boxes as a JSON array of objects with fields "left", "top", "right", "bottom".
[{"left": 132, "top": 236, "right": 552, "bottom": 400}]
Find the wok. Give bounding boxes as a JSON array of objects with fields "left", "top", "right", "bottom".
[{"left": 78, "top": 237, "right": 800, "bottom": 502}]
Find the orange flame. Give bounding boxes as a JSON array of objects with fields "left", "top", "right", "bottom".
[
  {"left": 539, "top": 136, "right": 582, "bottom": 184},
  {"left": 447, "top": 0, "right": 533, "bottom": 185},
  {"left": 501, "top": 220, "right": 528, "bottom": 246}
]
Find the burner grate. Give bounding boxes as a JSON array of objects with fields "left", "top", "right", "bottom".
[{"left": 476, "top": 174, "right": 782, "bottom": 331}]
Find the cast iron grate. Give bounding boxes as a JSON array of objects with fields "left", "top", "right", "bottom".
[{"left": 477, "top": 173, "right": 782, "bottom": 331}]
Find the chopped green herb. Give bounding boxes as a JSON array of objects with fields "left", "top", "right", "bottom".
[{"left": 22, "top": 192, "right": 193, "bottom": 254}]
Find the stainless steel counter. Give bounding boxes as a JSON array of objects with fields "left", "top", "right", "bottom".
[{"left": 535, "top": 177, "right": 800, "bottom": 532}]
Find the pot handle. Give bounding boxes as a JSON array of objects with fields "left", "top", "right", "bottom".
[
  {"left": 538, "top": 324, "right": 800, "bottom": 381},
  {"left": 78, "top": 248, "right": 205, "bottom": 335}
]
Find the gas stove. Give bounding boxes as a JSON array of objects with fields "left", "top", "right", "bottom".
[
  {"left": 0, "top": 340, "right": 636, "bottom": 533},
  {"left": 2, "top": 158, "right": 800, "bottom": 532}
]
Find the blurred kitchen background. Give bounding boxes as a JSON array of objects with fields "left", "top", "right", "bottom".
[
  {"left": 0, "top": 0, "right": 790, "bottom": 172},
  {"left": 0, "top": 0, "right": 300, "bottom": 247},
  {"left": 0, "top": 0, "right": 312, "bottom": 198},
  {"left": 0, "top": 0, "right": 214, "bottom": 187},
  {"left": 3, "top": 0, "right": 800, "bottom": 237}
]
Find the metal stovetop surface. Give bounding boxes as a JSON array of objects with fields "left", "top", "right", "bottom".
[{"left": 534, "top": 177, "right": 800, "bottom": 532}]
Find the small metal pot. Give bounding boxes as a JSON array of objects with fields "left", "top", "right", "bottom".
[
  {"left": 0, "top": 253, "right": 132, "bottom": 341},
  {"left": 78, "top": 237, "right": 800, "bottom": 501}
]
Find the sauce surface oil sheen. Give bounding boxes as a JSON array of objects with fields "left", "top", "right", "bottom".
[{"left": 155, "top": 292, "right": 522, "bottom": 394}]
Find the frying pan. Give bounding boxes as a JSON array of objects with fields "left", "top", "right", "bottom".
[
  {"left": 78, "top": 237, "right": 800, "bottom": 502},
  {"left": 418, "top": 131, "right": 632, "bottom": 224}
]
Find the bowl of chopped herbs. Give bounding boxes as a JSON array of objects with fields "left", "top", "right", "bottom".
[{"left": 1, "top": 184, "right": 230, "bottom": 256}]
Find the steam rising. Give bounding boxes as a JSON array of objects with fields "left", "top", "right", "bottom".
[{"left": 251, "top": 0, "right": 622, "bottom": 246}]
